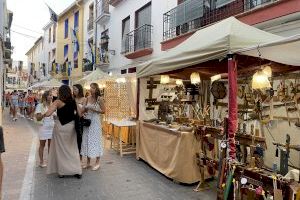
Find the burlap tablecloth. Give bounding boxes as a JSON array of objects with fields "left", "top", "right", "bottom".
[{"left": 136, "top": 121, "right": 201, "bottom": 184}]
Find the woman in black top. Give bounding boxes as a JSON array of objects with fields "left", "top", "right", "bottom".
[{"left": 41, "top": 85, "right": 82, "bottom": 178}]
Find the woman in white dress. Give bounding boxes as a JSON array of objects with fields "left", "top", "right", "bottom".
[
  {"left": 35, "top": 90, "right": 55, "bottom": 167},
  {"left": 81, "top": 83, "right": 105, "bottom": 171}
]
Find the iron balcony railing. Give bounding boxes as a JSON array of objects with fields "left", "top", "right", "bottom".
[
  {"left": 96, "top": 0, "right": 109, "bottom": 18},
  {"left": 163, "top": 0, "right": 274, "bottom": 41},
  {"left": 122, "top": 24, "right": 153, "bottom": 54},
  {"left": 87, "top": 18, "right": 94, "bottom": 31}
]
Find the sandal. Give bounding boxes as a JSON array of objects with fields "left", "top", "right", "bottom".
[
  {"left": 92, "top": 164, "right": 100, "bottom": 171},
  {"left": 82, "top": 164, "right": 91, "bottom": 169}
]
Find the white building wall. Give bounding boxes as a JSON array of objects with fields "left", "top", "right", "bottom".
[
  {"left": 97, "top": 0, "right": 177, "bottom": 74},
  {"left": 0, "top": 0, "right": 7, "bottom": 40},
  {"left": 43, "top": 22, "right": 57, "bottom": 78},
  {"left": 83, "top": 0, "right": 95, "bottom": 64}
]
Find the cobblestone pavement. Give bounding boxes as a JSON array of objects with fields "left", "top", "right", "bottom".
[{"left": 2, "top": 109, "right": 217, "bottom": 200}]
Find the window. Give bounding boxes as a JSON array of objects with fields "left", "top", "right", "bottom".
[
  {"left": 216, "top": 0, "right": 235, "bottom": 8},
  {"left": 74, "top": 11, "right": 79, "bottom": 30},
  {"left": 53, "top": 24, "right": 56, "bottom": 43},
  {"left": 121, "top": 16, "right": 130, "bottom": 52},
  {"left": 64, "top": 18, "right": 69, "bottom": 38},
  {"left": 64, "top": 44, "right": 68, "bottom": 59},
  {"left": 135, "top": 2, "right": 151, "bottom": 28},
  {"left": 49, "top": 28, "right": 51, "bottom": 43},
  {"left": 135, "top": 3, "right": 152, "bottom": 51}
]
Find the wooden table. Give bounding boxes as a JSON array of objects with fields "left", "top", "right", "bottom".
[{"left": 110, "top": 120, "right": 137, "bottom": 157}]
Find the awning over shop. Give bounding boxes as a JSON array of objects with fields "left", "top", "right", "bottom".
[
  {"left": 238, "top": 34, "right": 300, "bottom": 66},
  {"left": 28, "top": 79, "right": 63, "bottom": 90},
  {"left": 75, "top": 68, "right": 115, "bottom": 85},
  {"left": 136, "top": 17, "right": 284, "bottom": 78}
]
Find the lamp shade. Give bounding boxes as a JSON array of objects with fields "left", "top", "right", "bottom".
[
  {"left": 160, "top": 75, "right": 170, "bottom": 84},
  {"left": 211, "top": 74, "right": 221, "bottom": 82},
  {"left": 176, "top": 79, "right": 183, "bottom": 85},
  {"left": 262, "top": 66, "right": 272, "bottom": 78},
  {"left": 252, "top": 70, "right": 271, "bottom": 89},
  {"left": 190, "top": 72, "right": 201, "bottom": 85}
]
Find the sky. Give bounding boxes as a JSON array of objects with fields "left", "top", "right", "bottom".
[{"left": 7, "top": 0, "right": 75, "bottom": 67}]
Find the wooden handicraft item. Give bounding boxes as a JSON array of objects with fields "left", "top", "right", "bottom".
[{"left": 145, "top": 77, "right": 160, "bottom": 110}]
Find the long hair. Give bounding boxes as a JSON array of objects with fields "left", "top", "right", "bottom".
[
  {"left": 73, "top": 84, "right": 84, "bottom": 98},
  {"left": 41, "top": 90, "right": 51, "bottom": 105},
  {"left": 58, "top": 85, "right": 73, "bottom": 103},
  {"left": 90, "top": 83, "right": 101, "bottom": 100}
]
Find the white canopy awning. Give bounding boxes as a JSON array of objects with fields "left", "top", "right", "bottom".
[
  {"left": 238, "top": 34, "right": 300, "bottom": 67},
  {"left": 28, "top": 79, "right": 63, "bottom": 90},
  {"left": 137, "top": 17, "right": 285, "bottom": 78},
  {"left": 76, "top": 68, "right": 115, "bottom": 85}
]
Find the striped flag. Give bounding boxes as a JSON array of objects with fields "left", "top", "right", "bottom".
[
  {"left": 71, "top": 28, "right": 80, "bottom": 54},
  {"left": 46, "top": 4, "right": 58, "bottom": 23}
]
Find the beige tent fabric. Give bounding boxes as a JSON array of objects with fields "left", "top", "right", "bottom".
[
  {"left": 76, "top": 68, "right": 115, "bottom": 85},
  {"left": 137, "top": 17, "right": 283, "bottom": 78},
  {"left": 136, "top": 122, "right": 201, "bottom": 184},
  {"left": 238, "top": 34, "right": 300, "bottom": 66}
]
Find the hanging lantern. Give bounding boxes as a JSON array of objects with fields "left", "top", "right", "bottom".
[
  {"left": 262, "top": 66, "right": 272, "bottom": 78},
  {"left": 176, "top": 79, "right": 183, "bottom": 85},
  {"left": 160, "top": 75, "right": 170, "bottom": 84},
  {"left": 252, "top": 70, "right": 271, "bottom": 89},
  {"left": 190, "top": 72, "right": 201, "bottom": 85},
  {"left": 210, "top": 74, "right": 221, "bottom": 82}
]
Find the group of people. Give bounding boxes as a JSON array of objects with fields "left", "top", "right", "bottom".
[
  {"left": 35, "top": 83, "right": 105, "bottom": 178},
  {"left": 5, "top": 90, "right": 38, "bottom": 121}
]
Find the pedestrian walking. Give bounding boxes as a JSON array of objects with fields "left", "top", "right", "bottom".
[
  {"left": 81, "top": 83, "right": 105, "bottom": 171},
  {"left": 18, "top": 93, "right": 25, "bottom": 118},
  {"left": 10, "top": 90, "right": 19, "bottom": 121},
  {"left": 42, "top": 85, "right": 82, "bottom": 178},
  {"left": 27, "top": 91, "right": 35, "bottom": 120},
  {"left": 35, "top": 90, "right": 55, "bottom": 168},
  {"left": 73, "top": 84, "right": 86, "bottom": 162}
]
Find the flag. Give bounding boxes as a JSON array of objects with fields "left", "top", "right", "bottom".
[
  {"left": 71, "top": 28, "right": 80, "bottom": 54},
  {"left": 88, "top": 41, "right": 95, "bottom": 65},
  {"left": 46, "top": 4, "right": 58, "bottom": 23}
]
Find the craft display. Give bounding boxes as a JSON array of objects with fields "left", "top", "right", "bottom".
[{"left": 138, "top": 64, "right": 300, "bottom": 199}]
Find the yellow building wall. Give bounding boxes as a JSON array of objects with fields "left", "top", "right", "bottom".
[{"left": 56, "top": 3, "right": 84, "bottom": 81}]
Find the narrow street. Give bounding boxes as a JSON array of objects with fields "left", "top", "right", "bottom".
[{"left": 2, "top": 109, "right": 216, "bottom": 200}]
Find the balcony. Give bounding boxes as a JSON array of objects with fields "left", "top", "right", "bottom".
[
  {"left": 61, "top": 64, "right": 67, "bottom": 76},
  {"left": 96, "top": 0, "right": 110, "bottom": 24},
  {"left": 4, "top": 40, "right": 11, "bottom": 50},
  {"left": 83, "top": 58, "right": 94, "bottom": 72},
  {"left": 109, "top": 0, "right": 123, "bottom": 7},
  {"left": 87, "top": 18, "right": 94, "bottom": 32},
  {"left": 163, "top": 0, "right": 274, "bottom": 42},
  {"left": 122, "top": 24, "right": 153, "bottom": 59}
]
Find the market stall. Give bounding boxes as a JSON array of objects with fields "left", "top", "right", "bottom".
[
  {"left": 76, "top": 68, "right": 138, "bottom": 155},
  {"left": 135, "top": 16, "right": 300, "bottom": 198}
]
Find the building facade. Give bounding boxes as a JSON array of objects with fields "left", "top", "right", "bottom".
[
  {"left": 25, "top": 36, "right": 46, "bottom": 85},
  {"left": 94, "top": 0, "right": 179, "bottom": 75},
  {"left": 0, "top": 0, "right": 13, "bottom": 124},
  {"left": 55, "top": 0, "right": 84, "bottom": 85},
  {"left": 42, "top": 21, "right": 57, "bottom": 78},
  {"left": 83, "top": 0, "right": 96, "bottom": 73},
  {"left": 6, "top": 61, "right": 28, "bottom": 91},
  {"left": 92, "top": 0, "right": 300, "bottom": 76}
]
